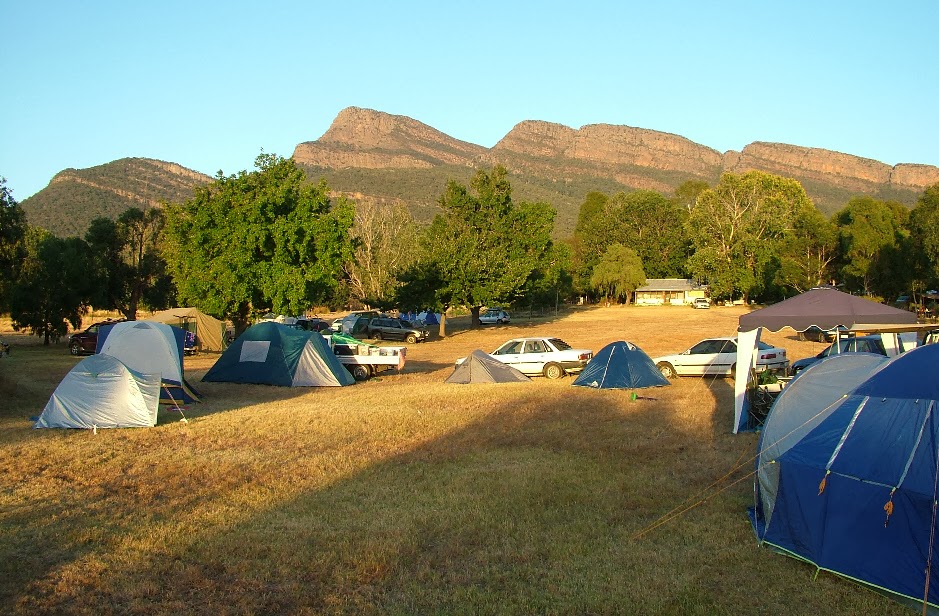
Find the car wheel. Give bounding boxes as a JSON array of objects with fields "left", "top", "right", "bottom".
[
  {"left": 497, "top": 318, "right": 504, "bottom": 324},
  {"left": 373, "top": 331, "right": 382, "bottom": 341},
  {"left": 657, "top": 362, "right": 676, "bottom": 379},
  {"left": 730, "top": 364, "right": 737, "bottom": 379},
  {"left": 405, "top": 334, "right": 417, "bottom": 344},
  {"left": 70, "top": 341, "right": 82, "bottom": 356},
  {"left": 543, "top": 362, "right": 564, "bottom": 379},
  {"left": 351, "top": 365, "right": 371, "bottom": 381}
]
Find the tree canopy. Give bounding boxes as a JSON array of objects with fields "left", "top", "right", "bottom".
[
  {"left": 590, "top": 243, "right": 646, "bottom": 304},
  {"left": 687, "top": 171, "right": 814, "bottom": 301},
  {"left": 85, "top": 207, "right": 173, "bottom": 320},
  {"left": 0, "top": 177, "right": 27, "bottom": 311},
  {"left": 164, "top": 154, "right": 354, "bottom": 332},
  {"left": 10, "top": 228, "right": 92, "bottom": 344},
  {"left": 398, "top": 166, "right": 555, "bottom": 330}
]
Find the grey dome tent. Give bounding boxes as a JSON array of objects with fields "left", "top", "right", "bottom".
[
  {"left": 203, "top": 322, "right": 353, "bottom": 387},
  {"left": 572, "top": 341, "right": 670, "bottom": 390},
  {"left": 35, "top": 354, "right": 161, "bottom": 429},
  {"left": 446, "top": 350, "right": 532, "bottom": 384}
]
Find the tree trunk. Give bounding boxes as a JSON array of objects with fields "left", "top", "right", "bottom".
[
  {"left": 233, "top": 302, "right": 251, "bottom": 336},
  {"left": 437, "top": 310, "right": 447, "bottom": 338},
  {"left": 470, "top": 306, "right": 481, "bottom": 328}
]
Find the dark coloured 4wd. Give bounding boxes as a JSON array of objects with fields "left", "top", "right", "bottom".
[
  {"left": 366, "top": 317, "right": 429, "bottom": 344},
  {"left": 68, "top": 319, "right": 125, "bottom": 355}
]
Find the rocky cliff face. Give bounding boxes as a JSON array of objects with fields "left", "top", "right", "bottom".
[
  {"left": 726, "top": 142, "right": 939, "bottom": 193},
  {"left": 293, "top": 107, "right": 485, "bottom": 169},
  {"left": 24, "top": 108, "right": 939, "bottom": 239},
  {"left": 299, "top": 107, "right": 938, "bottom": 216}
]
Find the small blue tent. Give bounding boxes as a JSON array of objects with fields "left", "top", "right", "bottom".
[
  {"left": 203, "top": 323, "right": 353, "bottom": 387},
  {"left": 572, "top": 341, "right": 669, "bottom": 390},
  {"left": 752, "top": 343, "right": 939, "bottom": 612}
]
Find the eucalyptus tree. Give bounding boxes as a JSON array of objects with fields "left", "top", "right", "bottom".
[
  {"left": 686, "top": 171, "right": 813, "bottom": 301},
  {"left": 0, "top": 177, "right": 26, "bottom": 311},
  {"left": 774, "top": 205, "right": 839, "bottom": 293},
  {"left": 164, "top": 154, "right": 354, "bottom": 333},
  {"left": 908, "top": 183, "right": 939, "bottom": 290},
  {"left": 85, "top": 207, "right": 172, "bottom": 320},
  {"left": 344, "top": 200, "right": 419, "bottom": 310},
  {"left": 397, "top": 166, "right": 554, "bottom": 333},
  {"left": 10, "top": 228, "right": 92, "bottom": 344},
  {"left": 833, "top": 195, "right": 907, "bottom": 297},
  {"left": 610, "top": 190, "right": 690, "bottom": 279}
]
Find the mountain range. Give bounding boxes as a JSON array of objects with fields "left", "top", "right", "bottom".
[{"left": 22, "top": 106, "right": 939, "bottom": 238}]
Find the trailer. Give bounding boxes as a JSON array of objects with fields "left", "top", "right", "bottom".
[{"left": 332, "top": 342, "right": 407, "bottom": 381}]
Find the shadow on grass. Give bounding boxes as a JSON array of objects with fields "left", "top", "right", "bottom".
[{"left": 1, "top": 380, "right": 904, "bottom": 615}]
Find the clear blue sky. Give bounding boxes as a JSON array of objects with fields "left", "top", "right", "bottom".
[{"left": 2, "top": 1, "right": 937, "bottom": 200}]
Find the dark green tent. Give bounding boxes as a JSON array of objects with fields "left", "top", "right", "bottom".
[{"left": 203, "top": 322, "right": 353, "bottom": 387}]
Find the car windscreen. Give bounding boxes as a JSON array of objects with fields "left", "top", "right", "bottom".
[
  {"left": 756, "top": 341, "right": 775, "bottom": 350},
  {"left": 549, "top": 338, "right": 571, "bottom": 351}
]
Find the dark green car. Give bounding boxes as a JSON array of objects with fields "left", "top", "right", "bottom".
[{"left": 366, "top": 317, "right": 429, "bottom": 344}]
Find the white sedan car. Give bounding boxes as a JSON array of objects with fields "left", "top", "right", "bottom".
[
  {"left": 456, "top": 337, "right": 592, "bottom": 379},
  {"left": 653, "top": 337, "right": 788, "bottom": 378}
]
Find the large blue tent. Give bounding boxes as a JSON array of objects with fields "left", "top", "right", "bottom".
[
  {"left": 752, "top": 343, "right": 939, "bottom": 612},
  {"left": 572, "top": 341, "right": 669, "bottom": 390}
]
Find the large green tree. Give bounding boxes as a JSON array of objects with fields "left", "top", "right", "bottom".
[
  {"left": 164, "top": 154, "right": 354, "bottom": 333},
  {"left": 85, "top": 207, "right": 173, "bottom": 320},
  {"left": 10, "top": 228, "right": 92, "bottom": 344},
  {"left": 908, "top": 183, "right": 939, "bottom": 290},
  {"left": 774, "top": 205, "right": 839, "bottom": 293},
  {"left": 399, "top": 166, "right": 554, "bottom": 332},
  {"left": 0, "top": 177, "right": 27, "bottom": 311},
  {"left": 833, "top": 195, "right": 907, "bottom": 297},
  {"left": 686, "top": 171, "right": 813, "bottom": 301},
  {"left": 590, "top": 243, "right": 646, "bottom": 305},
  {"left": 610, "top": 190, "right": 690, "bottom": 279}
]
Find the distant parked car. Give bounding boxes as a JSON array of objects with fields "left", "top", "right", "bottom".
[
  {"left": 797, "top": 325, "right": 847, "bottom": 342},
  {"left": 455, "top": 337, "right": 593, "bottom": 379},
  {"left": 366, "top": 317, "right": 429, "bottom": 343},
  {"left": 340, "top": 311, "right": 381, "bottom": 336},
  {"left": 691, "top": 298, "right": 710, "bottom": 309},
  {"left": 789, "top": 335, "right": 888, "bottom": 376},
  {"left": 654, "top": 337, "right": 788, "bottom": 379},
  {"left": 68, "top": 319, "right": 125, "bottom": 355},
  {"left": 479, "top": 308, "right": 511, "bottom": 324},
  {"left": 295, "top": 318, "right": 332, "bottom": 333}
]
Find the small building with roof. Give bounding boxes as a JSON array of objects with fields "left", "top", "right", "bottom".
[{"left": 634, "top": 278, "right": 708, "bottom": 306}]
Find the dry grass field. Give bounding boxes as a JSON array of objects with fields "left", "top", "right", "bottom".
[{"left": 0, "top": 306, "right": 909, "bottom": 615}]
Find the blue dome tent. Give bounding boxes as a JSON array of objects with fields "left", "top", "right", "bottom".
[
  {"left": 572, "top": 341, "right": 669, "bottom": 390},
  {"left": 752, "top": 343, "right": 939, "bottom": 612}
]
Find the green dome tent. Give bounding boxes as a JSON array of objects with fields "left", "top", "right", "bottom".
[{"left": 203, "top": 323, "right": 354, "bottom": 387}]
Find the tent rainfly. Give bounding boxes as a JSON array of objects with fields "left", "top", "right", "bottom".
[
  {"left": 571, "top": 341, "right": 670, "bottom": 390},
  {"left": 97, "top": 320, "right": 201, "bottom": 404},
  {"left": 733, "top": 287, "right": 917, "bottom": 432},
  {"left": 751, "top": 343, "right": 939, "bottom": 613},
  {"left": 446, "top": 350, "right": 532, "bottom": 384},
  {"left": 35, "top": 354, "right": 161, "bottom": 429}
]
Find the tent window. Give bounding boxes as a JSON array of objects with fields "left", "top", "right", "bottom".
[{"left": 240, "top": 340, "right": 271, "bottom": 363}]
